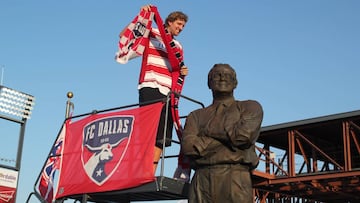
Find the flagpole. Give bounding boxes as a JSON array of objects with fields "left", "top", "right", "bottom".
[{"left": 65, "top": 91, "right": 74, "bottom": 118}]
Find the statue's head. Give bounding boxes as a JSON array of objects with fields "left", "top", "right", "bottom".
[{"left": 208, "top": 63, "right": 238, "bottom": 96}]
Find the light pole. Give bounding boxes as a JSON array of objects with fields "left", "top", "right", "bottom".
[{"left": 0, "top": 85, "right": 35, "bottom": 203}]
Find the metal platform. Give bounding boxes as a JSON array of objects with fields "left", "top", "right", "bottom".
[{"left": 58, "top": 176, "right": 189, "bottom": 203}]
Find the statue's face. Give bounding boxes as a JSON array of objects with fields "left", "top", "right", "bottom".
[{"left": 209, "top": 66, "right": 237, "bottom": 94}]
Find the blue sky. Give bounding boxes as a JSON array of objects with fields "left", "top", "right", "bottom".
[{"left": 1, "top": 1, "right": 359, "bottom": 202}]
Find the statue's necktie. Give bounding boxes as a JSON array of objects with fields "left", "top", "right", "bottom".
[{"left": 216, "top": 103, "right": 226, "bottom": 116}]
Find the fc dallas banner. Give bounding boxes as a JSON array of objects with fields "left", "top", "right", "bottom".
[{"left": 56, "top": 102, "right": 163, "bottom": 199}]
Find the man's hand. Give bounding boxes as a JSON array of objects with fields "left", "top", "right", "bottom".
[
  {"left": 140, "top": 5, "right": 152, "bottom": 12},
  {"left": 180, "top": 66, "right": 188, "bottom": 76}
]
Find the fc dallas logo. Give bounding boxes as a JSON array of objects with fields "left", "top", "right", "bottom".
[{"left": 81, "top": 115, "right": 134, "bottom": 185}]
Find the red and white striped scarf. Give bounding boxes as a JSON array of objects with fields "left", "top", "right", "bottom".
[
  {"left": 115, "top": 7, "right": 183, "bottom": 71},
  {"left": 115, "top": 10, "right": 154, "bottom": 64}
]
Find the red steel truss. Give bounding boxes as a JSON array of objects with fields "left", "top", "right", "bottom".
[{"left": 252, "top": 110, "right": 360, "bottom": 202}]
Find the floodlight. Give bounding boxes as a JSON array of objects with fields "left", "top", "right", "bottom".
[{"left": 0, "top": 85, "right": 35, "bottom": 119}]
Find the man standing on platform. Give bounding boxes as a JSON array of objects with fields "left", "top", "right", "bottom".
[
  {"left": 181, "top": 63, "right": 264, "bottom": 202},
  {"left": 116, "top": 5, "right": 190, "bottom": 180}
]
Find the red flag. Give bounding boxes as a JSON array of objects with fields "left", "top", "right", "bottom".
[
  {"left": 38, "top": 123, "right": 66, "bottom": 203},
  {"left": 55, "top": 102, "right": 163, "bottom": 199}
]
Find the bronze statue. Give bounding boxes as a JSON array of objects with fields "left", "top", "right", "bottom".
[{"left": 181, "top": 63, "right": 264, "bottom": 203}]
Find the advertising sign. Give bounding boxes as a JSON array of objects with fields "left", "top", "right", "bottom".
[{"left": 0, "top": 167, "right": 18, "bottom": 203}]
